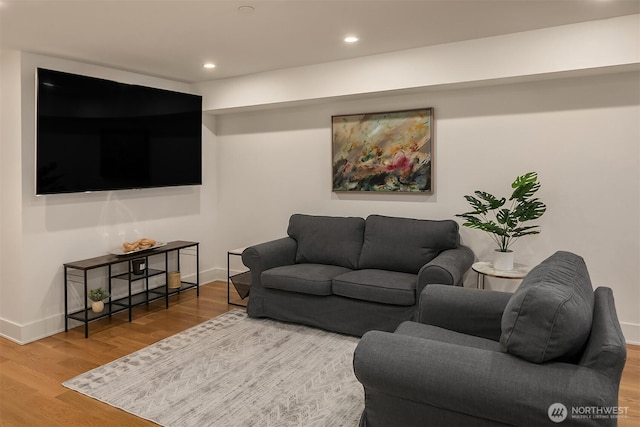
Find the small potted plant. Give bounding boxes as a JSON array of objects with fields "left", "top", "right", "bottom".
[
  {"left": 456, "top": 171, "right": 546, "bottom": 270},
  {"left": 88, "top": 288, "right": 110, "bottom": 313}
]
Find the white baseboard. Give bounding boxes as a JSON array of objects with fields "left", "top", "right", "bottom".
[
  {"left": 202, "top": 267, "right": 227, "bottom": 283},
  {"left": 6, "top": 316, "right": 637, "bottom": 347},
  {"left": 3, "top": 268, "right": 639, "bottom": 346},
  {"left": 0, "top": 317, "right": 24, "bottom": 344},
  {"left": 1, "top": 267, "right": 224, "bottom": 345},
  {"left": 0, "top": 313, "right": 65, "bottom": 345},
  {"left": 621, "top": 322, "right": 640, "bottom": 345}
]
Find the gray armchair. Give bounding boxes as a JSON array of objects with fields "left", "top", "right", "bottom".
[{"left": 353, "top": 251, "right": 627, "bottom": 427}]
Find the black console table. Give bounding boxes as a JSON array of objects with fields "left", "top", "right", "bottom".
[{"left": 64, "top": 240, "right": 199, "bottom": 338}]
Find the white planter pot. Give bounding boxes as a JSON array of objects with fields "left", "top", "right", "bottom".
[
  {"left": 494, "top": 250, "right": 514, "bottom": 271},
  {"left": 91, "top": 300, "right": 105, "bottom": 313}
]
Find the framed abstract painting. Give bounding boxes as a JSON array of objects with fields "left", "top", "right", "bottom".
[{"left": 331, "top": 108, "right": 433, "bottom": 193}]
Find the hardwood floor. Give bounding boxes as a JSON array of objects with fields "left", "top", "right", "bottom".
[
  {"left": 0, "top": 281, "right": 638, "bottom": 427},
  {"left": 0, "top": 281, "right": 235, "bottom": 427}
]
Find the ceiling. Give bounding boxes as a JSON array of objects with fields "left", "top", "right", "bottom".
[{"left": 1, "top": 0, "right": 639, "bottom": 83}]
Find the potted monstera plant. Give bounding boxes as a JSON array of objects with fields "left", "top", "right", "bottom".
[
  {"left": 88, "top": 288, "right": 110, "bottom": 313},
  {"left": 456, "top": 171, "right": 546, "bottom": 270}
]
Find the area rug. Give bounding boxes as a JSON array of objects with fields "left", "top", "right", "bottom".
[{"left": 63, "top": 310, "right": 363, "bottom": 426}]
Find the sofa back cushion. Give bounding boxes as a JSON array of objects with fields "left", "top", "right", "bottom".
[
  {"left": 358, "top": 215, "right": 460, "bottom": 274},
  {"left": 500, "top": 251, "right": 594, "bottom": 363},
  {"left": 287, "top": 214, "right": 365, "bottom": 269}
]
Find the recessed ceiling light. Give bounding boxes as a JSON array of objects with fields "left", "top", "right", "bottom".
[
  {"left": 203, "top": 63, "right": 216, "bottom": 69},
  {"left": 344, "top": 36, "right": 359, "bottom": 43},
  {"left": 238, "top": 5, "right": 255, "bottom": 15}
]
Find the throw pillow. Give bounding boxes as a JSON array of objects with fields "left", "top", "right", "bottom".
[
  {"left": 500, "top": 251, "right": 594, "bottom": 363},
  {"left": 287, "top": 214, "right": 365, "bottom": 269},
  {"left": 358, "top": 215, "right": 460, "bottom": 274}
]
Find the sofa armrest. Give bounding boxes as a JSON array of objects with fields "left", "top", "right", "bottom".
[
  {"left": 416, "top": 245, "right": 474, "bottom": 292},
  {"left": 417, "top": 285, "right": 512, "bottom": 341},
  {"left": 241, "top": 237, "right": 297, "bottom": 287},
  {"left": 354, "top": 331, "right": 618, "bottom": 427}
]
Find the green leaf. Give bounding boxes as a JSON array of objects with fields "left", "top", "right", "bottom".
[
  {"left": 513, "top": 199, "right": 546, "bottom": 221},
  {"left": 513, "top": 230, "right": 541, "bottom": 238},
  {"left": 510, "top": 172, "right": 540, "bottom": 200},
  {"left": 458, "top": 171, "right": 546, "bottom": 250},
  {"left": 496, "top": 208, "right": 508, "bottom": 225},
  {"left": 512, "top": 172, "right": 538, "bottom": 189},
  {"left": 462, "top": 195, "right": 489, "bottom": 214},
  {"left": 475, "top": 191, "right": 506, "bottom": 209},
  {"left": 459, "top": 216, "right": 483, "bottom": 228},
  {"left": 511, "top": 225, "right": 540, "bottom": 237},
  {"left": 511, "top": 182, "right": 540, "bottom": 200},
  {"left": 483, "top": 221, "right": 508, "bottom": 236}
]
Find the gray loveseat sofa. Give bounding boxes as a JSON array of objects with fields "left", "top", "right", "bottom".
[
  {"left": 354, "top": 251, "right": 627, "bottom": 426},
  {"left": 242, "top": 214, "right": 474, "bottom": 336}
]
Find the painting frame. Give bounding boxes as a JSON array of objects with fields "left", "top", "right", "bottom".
[{"left": 331, "top": 107, "right": 434, "bottom": 193}]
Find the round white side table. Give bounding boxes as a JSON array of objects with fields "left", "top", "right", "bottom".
[{"left": 472, "top": 261, "right": 530, "bottom": 290}]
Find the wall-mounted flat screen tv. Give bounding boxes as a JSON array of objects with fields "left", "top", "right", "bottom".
[{"left": 36, "top": 68, "right": 202, "bottom": 195}]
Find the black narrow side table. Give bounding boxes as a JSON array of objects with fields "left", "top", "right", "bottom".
[{"left": 227, "top": 248, "right": 251, "bottom": 307}]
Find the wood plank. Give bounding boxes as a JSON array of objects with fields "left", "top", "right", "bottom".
[
  {"left": 620, "top": 344, "right": 640, "bottom": 427},
  {"left": 0, "top": 281, "right": 638, "bottom": 426}
]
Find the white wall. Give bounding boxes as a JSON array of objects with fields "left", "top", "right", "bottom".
[
  {"left": 0, "top": 52, "right": 219, "bottom": 343},
  {"left": 1, "top": 15, "right": 638, "bottom": 344},
  {"left": 205, "top": 15, "right": 639, "bottom": 344},
  {"left": 196, "top": 15, "right": 639, "bottom": 113},
  {"left": 214, "top": 71, "right": 640, "bottom": 343},
  {"left": 0, "top": 50, "right": 25, "bottom": 339}
]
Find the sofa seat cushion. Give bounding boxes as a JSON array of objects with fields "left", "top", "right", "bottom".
[
  {"left": 332, "top": 269, "right": 416, "bottom": 306},
  {"left": 359, "top": 215, "right": 460, "bottom": 274},
  {"left": 395, "top": 321, "right": 502, "bottom": 353},
  {"left": 287, "top": 214, "right": 365, "bottom": 269},
  {"left": 500, "top": 251, "right": 594, "bottom": 363},
  {"left": 262, "top": 264, "right": 352, "bottom": 296}
]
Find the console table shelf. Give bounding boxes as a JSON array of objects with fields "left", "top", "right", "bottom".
[
  {"left": 67, "top": 301, "right": 128, "bottom": 323},
  {"left": 64, "top": 240, "right": 199, "bottom": 338},
  {"left": 112, "top": 267, "right": 165, "bottom": 282}
]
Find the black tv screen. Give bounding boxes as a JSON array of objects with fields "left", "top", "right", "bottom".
[{"left": 36, "top": 68, "right": 202, "bottom": 195}]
